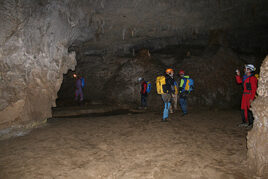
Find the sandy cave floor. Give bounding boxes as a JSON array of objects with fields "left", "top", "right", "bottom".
[{"left": 0, "top": 109, "right": 252, "bottom": 179}]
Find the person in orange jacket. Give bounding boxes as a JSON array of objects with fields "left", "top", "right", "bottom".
[{"left": 236, "top": 64, "right": 258, "bottom": 128}]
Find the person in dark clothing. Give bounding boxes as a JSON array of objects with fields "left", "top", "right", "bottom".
[
  {"left": 161, "top": 69, "right": 175, "bottom": 121},
  {"left": 138, "top": 77, "right": 148, "bottom": 109},
  {"left": 74, "top": 74, "right": 84, "bottom": 105}
]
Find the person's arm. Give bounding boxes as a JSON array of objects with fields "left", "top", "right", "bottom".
[
  {"left": 235, "top": 70, "right": 242, "bottom": 84},
  {"left": 235, "top": 75, "right": 242, "bottom": 84}
]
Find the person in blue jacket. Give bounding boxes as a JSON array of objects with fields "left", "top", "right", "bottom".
[{"left": 74, "top": 74, "right": 84, "bottom": 104}]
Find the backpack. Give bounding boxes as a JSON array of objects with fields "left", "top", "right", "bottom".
[
  {"left": 184, "top": 78, "right": 194, "bottom": 92},
  {"left": 81, "top": 78, "right": 85, "bottom": 88},
  {"left": 146, "top": 81, "right": 152, "bottom": 93},
  {"left": 156, "top": 76, "right": 166, "bottom": 94}
]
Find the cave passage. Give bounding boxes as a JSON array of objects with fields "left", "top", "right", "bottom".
[{"left": 1, "top": 44, "right": 266, "bottom": 178}]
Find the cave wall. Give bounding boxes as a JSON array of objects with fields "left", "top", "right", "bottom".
[
  {"left": 0, "top": 0, "right": 92, "bottom": 129},
  {"left": 58, "top": 46, "right": 243, "bottom": 110},
  {"left": 248, "top": 56, "right": 268, "bottom": 177}
]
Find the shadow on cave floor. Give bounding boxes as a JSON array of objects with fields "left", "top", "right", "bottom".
[
  {"left": 51, "top": 103, "right": 146, "bottom": 119},
  {"left": 50, "top": 109, "right": 140, "bottom": 120},
  {"left": 0, "top": 109, "right": 253, "bottom": 179}
]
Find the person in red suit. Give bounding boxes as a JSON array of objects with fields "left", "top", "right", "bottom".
[{"left": 236, "top": 64, "right": 258, "bottom": 128}]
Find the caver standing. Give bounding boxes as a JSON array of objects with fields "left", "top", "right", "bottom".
[
  {"left": 138, "top": 77, "right": 148, "bottom": 109},
  {"left": 74, "top": 74, "right": 84, "bottom": 105},
  {"left": 236, "top": 64, "right": 258, "bottom": 128},
  {"left": 178, "top": 70, "right": 194, "bottom": 116},
  {"left": 161, "top": 68, "right": 175, "bottom": 121}
]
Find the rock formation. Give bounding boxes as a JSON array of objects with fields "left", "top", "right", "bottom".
[
  {"left": 0, "top": 0, "right": 84, "bottom": 129},
  {"left": 248, "top": 56, "right": 268, "bottom": 177}
]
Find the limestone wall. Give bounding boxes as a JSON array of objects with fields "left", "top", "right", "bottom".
[
  {"left": 0, "top": 0, "right": 86, "bottom": 129},
  {"left": 248, "top": 56, "right": 268, "bottom": 177}
]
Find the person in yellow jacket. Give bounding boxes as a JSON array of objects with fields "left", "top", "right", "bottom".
[{"left": 178, "top": 70, "right": 191, "bottom": 116}]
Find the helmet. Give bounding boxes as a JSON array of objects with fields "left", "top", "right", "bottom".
[
  {"left": 166, "top": 68, "right": 174, "bottom": 74},
  {"left": 179, "top": 70, "right": 185, "bottom": 75},
  {"left": 245, "top": 64, "right": 256, "bottom": 72},
  {"left": 138, "top": 77, "right": 144, "bottom": 82}
]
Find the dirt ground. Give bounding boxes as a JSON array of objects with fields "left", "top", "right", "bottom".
[{"left": 0, "top": 109, "right": 253, "bottom": 179}]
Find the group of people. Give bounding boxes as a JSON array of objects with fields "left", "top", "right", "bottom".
[
  {"left": 74, "top": 63, "right": 258, "bottom": 127},
  {"left": 139, "top": 63, "right": 258, "bottom": 126},
  {"left": 139, "top": 69, "right": 193, "bottom": 122}
]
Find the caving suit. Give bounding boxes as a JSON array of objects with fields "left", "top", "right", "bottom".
[
  {"left": 236, "top": 74, "right": 257, "bottom": 125},
  {"left": 75, "top": 78, "right": 84, "bottom": 102}
]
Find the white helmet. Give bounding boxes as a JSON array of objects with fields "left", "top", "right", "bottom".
[
  {"left": 138, "top": 77, "right": 144, "bottom": 82},
  {"left": 245, "top": 64, "right": 256, "bottom": 72}
]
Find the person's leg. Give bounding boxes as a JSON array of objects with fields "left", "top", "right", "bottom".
[
  {"left": 163, "top": 102, "right": 168, "bottom": 119},
  {"left": 75, "top": 89, "right": 78, "bottom": 101},
  {"left": 241, "top": 110, "right": 246, "bottom": 123},
  {"left": 248, "top": 110, "right": 254, "bottom": 126},
  {"left": 141, "top": 94, "right": 145, "bottom": 107},
  {"left": 163, "top": 102, "right": 171, "bottom": 119},
  {"left": 184, "top": 98, "right": 188, "bottom": 114},
  {"left": 179, "top": 97, "right": 183, "bottom": 112},
  {"left": 144, "top": 95, "right": 147, "bottom": 107},
  {"left": 179, "top": 97, "right": 187, "bottom": 114},
  {"left": 169, "top": 95, "right": 174, "bottom": 113},
  {"left": 162, "top": 94, "right": 171, "bottom": 121},
  {"left": 241, "top": 95, "right": 248, "bottom": 123},
  {"left": 238, "top": 109, "right": 249, "bottom": 127},
  {"left": 79, "top": 88, "right": 84, "bottom": 102},
  {"left": 174, "top": 94, "right": 178, "bottom": 111}
]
